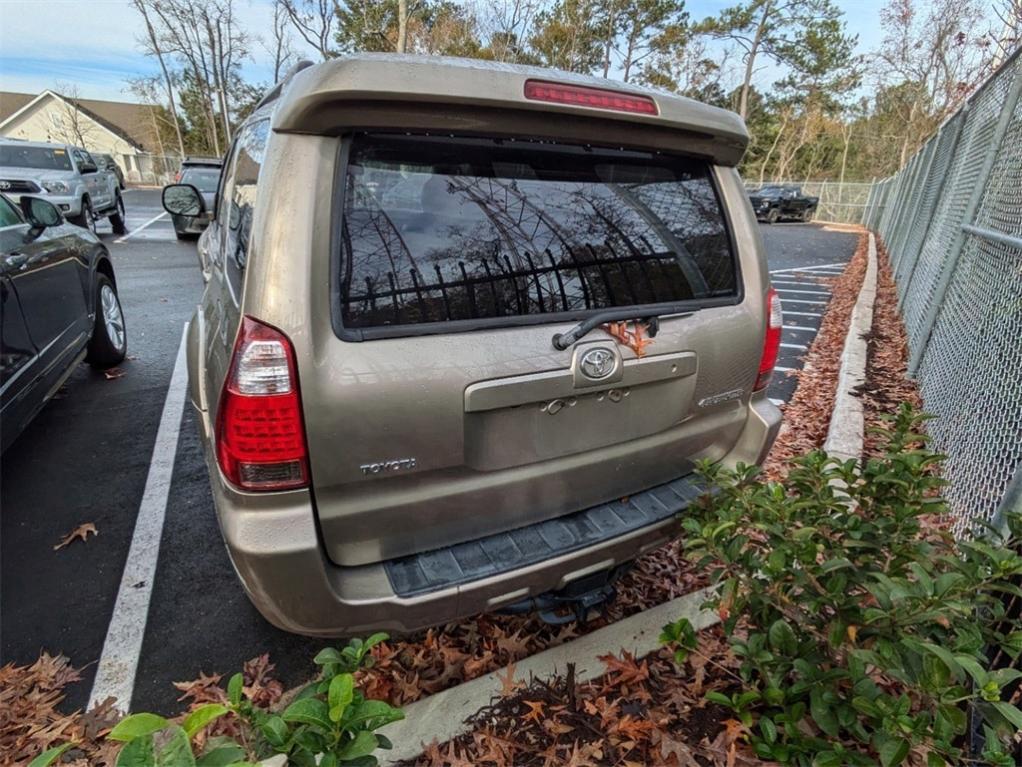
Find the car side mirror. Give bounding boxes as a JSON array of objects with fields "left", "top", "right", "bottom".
[
  {"left": 163, "top": 184, "right": 205, "bottom": 217},
  {"left": 20, "top": 196, "right": 63, "bottom": 229},
  {"left": 79, "top": 162, "right": 97, "bottom": 174}
]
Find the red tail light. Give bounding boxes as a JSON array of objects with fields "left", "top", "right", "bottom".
[
  {"left": 755, "top": 288, "right": 783, "bottom": 391},
  {"left": 524, "top": 79, "right": 658, "bottom": 115},
  {"left": 216, "top": 316, "right": 309, "bottom": 491}
]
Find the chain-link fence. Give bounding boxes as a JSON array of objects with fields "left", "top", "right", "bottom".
[
  {"left": 112, "top": 153, "right": 180, "bottom": 186},
  {"left": 746, "top": 180, "right": 873, "bottom": 225},
  {"left": 862, "top": 45, "right": 1022, "bottom": 536}
]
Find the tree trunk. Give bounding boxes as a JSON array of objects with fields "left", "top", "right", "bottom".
[
  {"left": 622, "top": 27, "right": 638, "bottom": 82},
  {"left": 397, "top": 0, "right": 409, "bottom": 53},
  {"left": 134, "top": 0, "right": 185, "bottom": 157},
  {"left": 759, "top": 110, "right": 788, "bottom": 184},
  {"left": 839, "top": 124, "right": 851, "bottom": 186},
  {"left": 739, "top": 0, "right": 773, "bottom": 121},
  {"left": 601, "top": 1, "right": 617, "bottom": 78}
]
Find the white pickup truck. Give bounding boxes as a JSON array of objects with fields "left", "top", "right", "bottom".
[{"left": 0, "top": 139, "right": 126, "bottom": 234}]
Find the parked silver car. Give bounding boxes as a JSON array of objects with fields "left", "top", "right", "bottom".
[
  {"left": 0, "top": 139, "right": 126, "bottom": 234},
  {"left": 162, "top": 55, "right": 783, "bottom": 637}
]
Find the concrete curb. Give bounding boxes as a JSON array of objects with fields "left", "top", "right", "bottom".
[
  {"left": 822, "top": 232, "right": 878, "bottom": 461},
  {"left": 376, "top": 586, "right": 719, "bottom": 764}
]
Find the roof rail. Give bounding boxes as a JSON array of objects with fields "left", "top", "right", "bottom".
[{"left": 254, "top": 59, "right": 316, "bottom": 111}]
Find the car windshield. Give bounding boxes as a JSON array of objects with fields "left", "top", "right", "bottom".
[
  {"left": 0, "top": 145, "right": 73, "bottom": 171},
  {"left": 754, "top": 186, "right": 786, "bottom": 198},
  {"left": 181, "top": 169, "right": 220, "bottom": 193},
  {"left": 339, "top": 133, "right": 738, "bottom": 330}
]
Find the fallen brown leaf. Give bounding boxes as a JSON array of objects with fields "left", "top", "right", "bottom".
[
  {"left": 495, "top": 662, "right": 523, "bottom": 698},
  {"left": 54, "top": 523, "right": 97, "bottom": 550},
  {"left": 103, "top": 368, "right": 125, "bottom": 380}
]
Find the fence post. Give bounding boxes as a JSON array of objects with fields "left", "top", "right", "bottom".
[
  {"left": 908, "top": 62, "right": 1022, "bottom": 376},
  {"left": 885, "top": 154, "right": 919, "bottom": 270},
  {"left": 862, "top": 177, "right": 877, "bottom": 227},
  {"left": 898, "top": 110, "right": 969, "bottom": 310},
  {"left": 892, "top": 140, "right": 938, "bottom": 285}
]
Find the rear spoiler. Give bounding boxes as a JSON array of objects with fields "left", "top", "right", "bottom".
[{"left": 271, "top": 55, "right": 749, "bottom": 167}]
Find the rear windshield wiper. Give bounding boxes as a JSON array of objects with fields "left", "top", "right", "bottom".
[{"left": 552, "top": 309, "right": 668, "bottom": 350}]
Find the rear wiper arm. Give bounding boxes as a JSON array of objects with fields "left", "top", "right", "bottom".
[{"left": 552, "top": 309, "right": 667, "bottom": 350}]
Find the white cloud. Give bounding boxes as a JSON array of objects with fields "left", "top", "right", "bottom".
[{"left": 0, "top": 0, "right": 319, "bottom": 101}]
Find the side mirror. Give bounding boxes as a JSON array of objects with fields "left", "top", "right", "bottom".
[
  {"left": 20, "top": 196, "right": 63, "bottom": 229},
  {"left": 163, "top": 184, "right": 205, "bottom": 217},
  {"left": 79, "top": 162, "right": 97, "bottom": 174}
]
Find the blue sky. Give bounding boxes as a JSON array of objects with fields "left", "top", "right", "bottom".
[{"left": 0, "top": 0, "right": 889, "bottom": 103}]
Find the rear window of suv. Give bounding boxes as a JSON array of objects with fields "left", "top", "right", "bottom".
[{"left": 338, "top": 133, "right": 738, "bottom": 333}]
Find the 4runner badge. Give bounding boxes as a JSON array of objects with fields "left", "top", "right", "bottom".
[
  {"left": 579, "top": 347, "right": 616, "bottom": 380},
  {"left": 360, "top": 458, "right": 417, "bottom": 476}
]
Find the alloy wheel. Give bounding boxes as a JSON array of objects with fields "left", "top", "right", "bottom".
[{"left": 101, "top": 284, "right": 125, "bottom": 352}]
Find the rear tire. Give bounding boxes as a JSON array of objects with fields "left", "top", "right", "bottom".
[
  {"left": 70, "top": 197, "right": 97, "bottom": 234},
  {"left": 801, "top": 208, "right": 814, "bottom": 223},
  {"left": 766, "top": 208, "right": 780, "bottom": 224},
  {"left": 86, "top": 274, "right": 127, "bottom": 368},
  {"left": 109, "top": 193, "right": 127, "bottom": 234}
]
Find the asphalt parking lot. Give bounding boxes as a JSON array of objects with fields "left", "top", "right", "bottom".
[{"left": 0, "top": 188, "right": 860, "bottom": 715}]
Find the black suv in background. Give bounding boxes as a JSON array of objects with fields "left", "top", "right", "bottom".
[{"left": 748, "top": 185, "right": 818, "bottom": 223}]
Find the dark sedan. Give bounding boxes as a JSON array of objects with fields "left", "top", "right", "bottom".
[
  {"left": 748, "top": 185, "right": 819, "bottom": 223},
  {"left": 1, "top": 193, "right": 126, "bottom": 452}
]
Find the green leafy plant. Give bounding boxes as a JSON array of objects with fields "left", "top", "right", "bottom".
[
  {"left": 101, "top": 634, "right": 402, "bottom": 767},
  {"left": 108, "top": 705, "right": 243, "bottom": 766},
  {"left": 28, "top": 744, "right": 74, "bottom": 767},
  {"left": 669, "top": 404, "right": 1022, "bottom": 766},
  {"left": 233, "top": 633, "right": 403, "bottom": 767}
]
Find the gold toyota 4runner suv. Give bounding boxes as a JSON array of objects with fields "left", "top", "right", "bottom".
[{"left": 162, "top": 54, "right": 783, "bottom": 636}]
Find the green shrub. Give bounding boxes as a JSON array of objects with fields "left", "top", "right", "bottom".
[
  {"left": 665, "top": 404, "right": 1022, "bottom": 766},
  {"left": 106, "top": 634, "right": 402, "bottom": 767}
]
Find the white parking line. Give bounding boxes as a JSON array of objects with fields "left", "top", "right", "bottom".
[
  {"left": 770, "top": 262, "right": 847, "bottom": 274},
  {"left": 781, "top": 298, "right": 828, "bottom": 305},
  {"left": 89, "top": 324, "right": 189, "bottom": 711},
  {"left": 774, "top": 366, "right": 795, "bottom": 372},
  {"left": 769, "top": 398, "right": 786, "bottom": 406},
  {"left": 783, "top": 310, "right": 822, "bottom": 318},
  {"left": 780, "top": 342, "right": 808, "bottom": 350},
  {"left": 783, "top": 324, "right": 816, "bottom": 331},
  {"left": 776, "top": 288, "right": 831, "bottom": 296},
  {"left": 114, "top": 211, "right": 167, "bottom": 243}
]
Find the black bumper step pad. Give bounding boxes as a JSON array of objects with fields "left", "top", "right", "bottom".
[{"left": 384, "top": 474, "right": 704, "bottom": 597}]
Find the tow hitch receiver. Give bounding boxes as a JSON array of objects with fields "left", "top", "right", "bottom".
[{"left": 500, "top": 565, "right": 630, "bottom": 626}]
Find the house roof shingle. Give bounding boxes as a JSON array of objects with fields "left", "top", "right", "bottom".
[{"left": 0, "top": 91, "right": 162, "bottom": 152}]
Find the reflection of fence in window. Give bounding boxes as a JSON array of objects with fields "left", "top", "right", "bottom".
[
  {"left": 343, "top": 242, "right": 705, "bottom": 327},
  {"left": 342, "top": 167, "right": 736, "bottom": 328}
]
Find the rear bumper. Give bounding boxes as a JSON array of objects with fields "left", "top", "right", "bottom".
[{"left": 196, "top": 395, "right": 780, "bottom": 637}]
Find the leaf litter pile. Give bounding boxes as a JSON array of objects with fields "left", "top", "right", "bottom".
[
  {"left": 858, "top": 242, "right": 921, "bottom": 457},
  {"left": 761, "top": 230, "right": 869, "bottom": 480},
  {"left": 8, "top": 229, "right": 921, "bottom": 767},
  {"left": 0, "top": 654, "right": 285, "bottom": 767},
  {"left": 406, "top": 629, "right": 768, "bottom": 767}
]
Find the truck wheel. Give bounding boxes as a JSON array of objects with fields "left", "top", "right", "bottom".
[
  {"left": 86, "top": 274, "right": 127, "bottom": 368},
  {"left": 801, "top": 208, "right": 814, "bottom": 223},
  {"left": 71, "top": 197, "right": 97, "bottom": 234},
  {"left": 766, "top": 208, "right": 780, "bottom": 224},
  {"left": 109, "top": 193, "right": 127, "bottom": 234}
]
